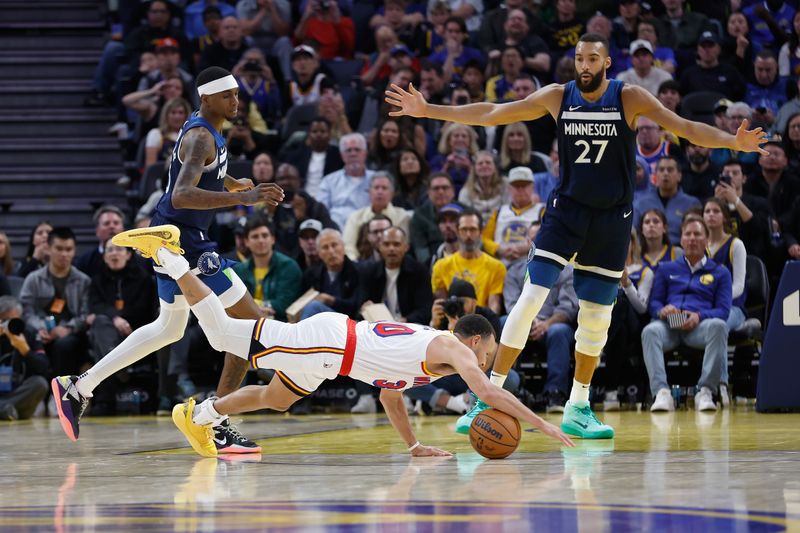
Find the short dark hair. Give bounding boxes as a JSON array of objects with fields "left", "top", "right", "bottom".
[
  {"left": 453, "top": 313, "right": 495, "bottom": 340},
  {"left": 92, "top": 204, "right": 125, "bottom": 227},
  {"left": 420, "top": 60, "right": 443, "bottom": 76},
  {"left": 310, "top": 116, "right": 331, "bottom": 129},
  {"left": 196, "top": 66, "right": 233, "bottom": 89},
  {"left": 444, "top": 16, "right": 467, "bottom": 34},
  {"left": 657, "top": 79, "right": 680, "bottom": 95},
  {"left": 755, "top": 49, "right": 777, "bottom": 62},
  {"left": 722, "top": 159, "right": 743, "bottom": 172},
  {"left": 244, "top": 215, "right": 274, "bottom": 237},
  {"left": 368, "top": 213, "right": 392, "bottom": 227},
  {"left": 656, "top": 154, "right": 681, "bottom": 171},
  {"left": 48, "top": 226, "right": 76, "bottom": 245},
  {"left": 578, "top": 33, "right": 610, "bottom": 54},
  {"left": 458, "top": 208, "right": 483, "bottom": 229},
  {"left": 429, "top": 172, "right": 453, "bottom": 187}
]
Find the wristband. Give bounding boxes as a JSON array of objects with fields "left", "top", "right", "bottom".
[
  {"left": 735, "top": 197, "right": 741, "bottom": 207},
  {"left": 408, "top": 441, "right": 421, "bottom": 452}
]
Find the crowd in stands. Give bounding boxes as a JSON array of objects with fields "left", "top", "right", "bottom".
[{"left": 3, "top": 0, "right": 800, "bottom": 419}]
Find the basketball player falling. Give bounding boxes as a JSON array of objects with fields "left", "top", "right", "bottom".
[
  {"left": 385, "top": 33, "right": 768, "bottom": 439},
  {"left": 108, "top": 224, "right": 575, "bottom": 457},
  {"left": 52, "top": 67, "right": 284, "bottom": 452}
]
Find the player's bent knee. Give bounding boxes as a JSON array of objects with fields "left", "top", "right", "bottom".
[{"left": 575, "top": 300, "right": 613, "bottom": 357}]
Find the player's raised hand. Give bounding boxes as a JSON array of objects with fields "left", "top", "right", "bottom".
[
  {"left": 734, "top": 119, "right": 769, "bottom": 155},
  {"left": 411, "top": 444, "right": 453, "bottom": 457},
  {"left": 242, "top": 183, "right": 284, "bottom": 206},
  {"left": 385, "top": 83, "right": 427, "bottom": 118}
]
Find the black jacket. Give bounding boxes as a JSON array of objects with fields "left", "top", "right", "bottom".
[
  {"left": 89, "top": 261, "right": 158, "bottom": 330},
  {"left": 360, "top": 255, "right": 432, "bottom": 326},
  {"left": 301, "top": 256, "right": 363, "bottom": 318},
  {"left": 283, "top": 145, "right": 344, "bottom": 182},
  {"left": 271, "top": 191, "right": 339, "bottom": 258}
]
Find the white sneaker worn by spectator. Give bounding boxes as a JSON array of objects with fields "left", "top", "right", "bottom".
[
  {"left": 719, "top": 383, "right": 730, "bottom": 409},
  {"left": 650, "top": 388, "right": 675, "bottom": 412},
  {"left": 350, "top": 394, "right": 377, "bottom": 413},
  {"left": 695, "top": 387, "right": 717, "bottom": 411},
  {"left": 603, "top": 390, "right": 620, "bottom": 411}
]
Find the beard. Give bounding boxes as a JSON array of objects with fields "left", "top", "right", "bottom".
[
  {"left": 688, "top": 153, "right": 708, "bottom": 166},
  {"left": 574, "top": 69, "right": 605, "bottom": 93}
]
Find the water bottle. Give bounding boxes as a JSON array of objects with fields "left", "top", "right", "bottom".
[
  {"left": 44, "top": 315, "right": 56, "bottom": 332},
  {"left": 769, "top": 217, "right": 782, "bottom": 247},
  {"left": 671, "top": 385, "right": 681, "bottom": 410}
]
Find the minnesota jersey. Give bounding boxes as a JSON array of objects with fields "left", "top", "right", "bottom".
[
  {"left": 556, "top": 79, "right": 637, "bottom": 209},
  {"left": 153, "top": 112, "right": 228, "bottom": 264},
  {"left": 247, "top": 313, "right": 452, "bottom": 396}
]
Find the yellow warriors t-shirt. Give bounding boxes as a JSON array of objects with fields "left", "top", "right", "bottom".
[{"left": 431, "top": 252, "right": 506, "bottom": 307}]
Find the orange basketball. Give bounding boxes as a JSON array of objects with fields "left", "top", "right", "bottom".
[{"left": 469, "top": 408, "right": 521, "bottom": 459}]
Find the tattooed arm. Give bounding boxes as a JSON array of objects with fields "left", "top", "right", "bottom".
[{"left": 171, "top": 129, "right": 284, "bottom": 209}]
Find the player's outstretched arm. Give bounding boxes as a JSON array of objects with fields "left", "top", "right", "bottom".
[
  {"left": 379, "top": 389, "right": 452, "bottom": 457},
  {"left": 449, "top": 347, "right": 575, "bottom": 447},
  {"left": 384, "top": 82, "right": 556, "bottom": 127},
  {"left": 171, "top": 129, "right": 284, "bottom": 209},
  {"left": 627, "top": 85, "right": 769, "bottom": 154},
  {"left": 223, "top": 175, "right": 284, "bottom": 206}
]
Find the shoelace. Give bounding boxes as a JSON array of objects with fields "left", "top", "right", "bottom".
[
  {"left": 225, "top": 423, "right": 249, "bottom": 444},
  {"left": 577, "top": 405, "right": 604, "bottom": 426}
]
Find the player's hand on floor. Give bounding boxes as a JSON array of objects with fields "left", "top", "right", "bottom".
[
  {"left": 537, "top": 419, "right": 576, "bottom": 448},
  {"left": 411, "top": 444, "right": 453, "bottom": 457}
]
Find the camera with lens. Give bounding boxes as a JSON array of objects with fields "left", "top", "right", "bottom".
[
  {"left": 442, "top": 296, "right": 464, "bottom": 318},
  {"left": 319, "top": 0, "right": 331, "bottom": 9},
  {"left": 243, "top": 60, "right": 261, "bottom": 73},
  {"left": 0, "top": 318, "right": 24, "bottom": 336}
]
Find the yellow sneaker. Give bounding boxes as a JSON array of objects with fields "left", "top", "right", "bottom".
[
  {"left": 111, "top": 224, "right": 184, "bottom": 265},
  {"left": 172, "top": 398, "right": 217, "bottom": 458}
]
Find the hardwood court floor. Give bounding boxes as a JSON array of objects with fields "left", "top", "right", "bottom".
[{"left": 2, "top": 409, "right": 800, "bottom": 531}]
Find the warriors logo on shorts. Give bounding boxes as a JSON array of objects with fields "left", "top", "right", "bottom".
[{"left": 197, "top": 251, "right": 221, "bottom": 276}]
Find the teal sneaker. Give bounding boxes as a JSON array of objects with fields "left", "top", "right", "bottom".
[
  {"left": 455, "top": 399, "right": 489, "bottom": 434},
  {"left": 560, "top": 402, "right": 615, "bottom": 439}
]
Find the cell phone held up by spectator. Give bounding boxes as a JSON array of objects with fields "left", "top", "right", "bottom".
[
  {"left": 243, "top": 60, "right": 261, "bottom": 73},
  {"left": 718, "top": 174, "right": 732, "bottom": 186}
]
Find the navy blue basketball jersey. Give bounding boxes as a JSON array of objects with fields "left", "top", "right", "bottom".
[
  {"left": 556, "top": 79, "right": 637, "bottom": 209},
  {"left": 153, "top": 112, "right": 228, "bottom": 262}
]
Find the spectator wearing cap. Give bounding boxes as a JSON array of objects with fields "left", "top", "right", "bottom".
[
  {"left": 314, "top": 132, "right": 375, "bottom": 230},
  {"left": 679, "top": 31, "right": 746, "bottom": 101},
  {"left": 633, "top": 19, "right": 676, "bottom": 74},
  {"left": 482, "top": 166, "right": 544, "bottom": 266},
  {"left": 616, "top": 39, "right": 673, "bottom": 96},
  {"left": 294, "top": 0, "right": 355, "bottom": 60},
  {"left": 282, "top": 44, "right": 334, "bottom": 113},
  {"left": 360, "top": 226, "right": 432, "bottom": 324},
  {"left": 269, "top": 162, "right": 337, "bottom": 257},
  {"left": 428, "top": 16, "right": 484, "bottom": 84},
  {"left": 431, "top": 278, "right": 502, "bottom": 342},
  {"left": 634, "top": 155, "right": 702, "bottom": 245},
  {"left": 199, "top": 16, "right": 250, "bottom": 72},
  {"left": 743, "top": 0, "right": 795, "bottom": 54},
  {"left": 138, "top": 38, "right": 196, "bottom": 105},
  {"left": 342, "top": 173, "right": 411, "bottom": 261},
  {"left": 295, "top": 219, "right": 323, "bottom": 271},
  {"left": 746, "top": 50, "right": 787, "bottom": 129},
  {"left": 429, "top": 202, "right": 463, "bottom": 267},
  {"left": 183, "top": 0, "right": 237, "bottom": 41},
  {"left": 653, "top": 0, "right": 711, "bottom": 51},
  {"left": 485, "top": 45, "right": 525, "bottom": 103},
  {"left": 74, "top": 205, "right": 125, "bottom": 278},
  {"left": 410, "top": 173, "right": 457, "bottom": 264},
  {"left": 431, "top": 209, "right": 506, "bottom": 315},
  {"left": 360, "top": 26, "right": 399, "bottom": 87},
  {"left": 233, "top": 217, "right": 302, "bottom": 321},
  {"left": 387, "top": 44, "right": 418, "bottom": 75}
]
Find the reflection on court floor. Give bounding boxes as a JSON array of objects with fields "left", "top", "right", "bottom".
[{"left": 2, "top": 411, "right": 800, "bottom": 531}]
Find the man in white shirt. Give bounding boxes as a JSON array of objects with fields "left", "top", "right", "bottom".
[
  {"left": 314, "top": 133, "right": 375, "bottom": 229},
  {"left": 617, "top": 39, "right": 672, "bottom": 96}
]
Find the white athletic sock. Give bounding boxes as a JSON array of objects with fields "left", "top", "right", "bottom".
[
  {"left": 490, "top": 371, "right": 507, "bottom": 387},
  {"left": 446, "top": 394, "right": 469, "bottom": 414},
  {"left": 192, "top": 398, "right": 223, "bottom": 425},
  {"left": 156, "top": 247, "right": 190, "bottom": 279},
  {"left": 76, "top": 308, "right": 188, "bottom": 397},
  {"left": 569, "top": 379, "right": 591, "bottom": 407}
]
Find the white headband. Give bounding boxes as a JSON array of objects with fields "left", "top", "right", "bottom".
[{"left": 197, "top": 75, "right": 238, "bottom": 96}]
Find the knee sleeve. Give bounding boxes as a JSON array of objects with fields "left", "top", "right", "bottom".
[
  {"left": 500, "top": 283, "right": 552, "bottom": 349},
  {"left": 157, "top": 306, "right": 190, "bottom": 345},
  {"left": 573, "top": 270, "right": 620, "bottom": 306},
  {"left": 191, "top": 294, "right": 254, "bottom": 358},
  {"left": 575, "top": 300, "right": 614, "bottom": 357}
]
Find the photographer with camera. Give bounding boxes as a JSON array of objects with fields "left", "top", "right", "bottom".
[
  {"left": 294, "top": 0, "right": 355, "bottom": 60},
  {"left": 0, "top": 296, "right": 50, "bottom": 420},
  {"left": 233, "top": 48, "right": 282, "bottom": 126}
]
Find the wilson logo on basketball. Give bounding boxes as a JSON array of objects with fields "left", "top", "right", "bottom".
[{"left": 474, "top": 418, "right": 503, "bottom": 439}]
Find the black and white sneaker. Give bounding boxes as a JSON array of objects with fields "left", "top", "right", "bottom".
[{"left": 213, "top": 417, "right": 261, "bottom": 453}]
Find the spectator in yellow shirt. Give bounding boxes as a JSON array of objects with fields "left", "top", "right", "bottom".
[{"left": 431, "top": 209, "right": 506, "bottom": 315}]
